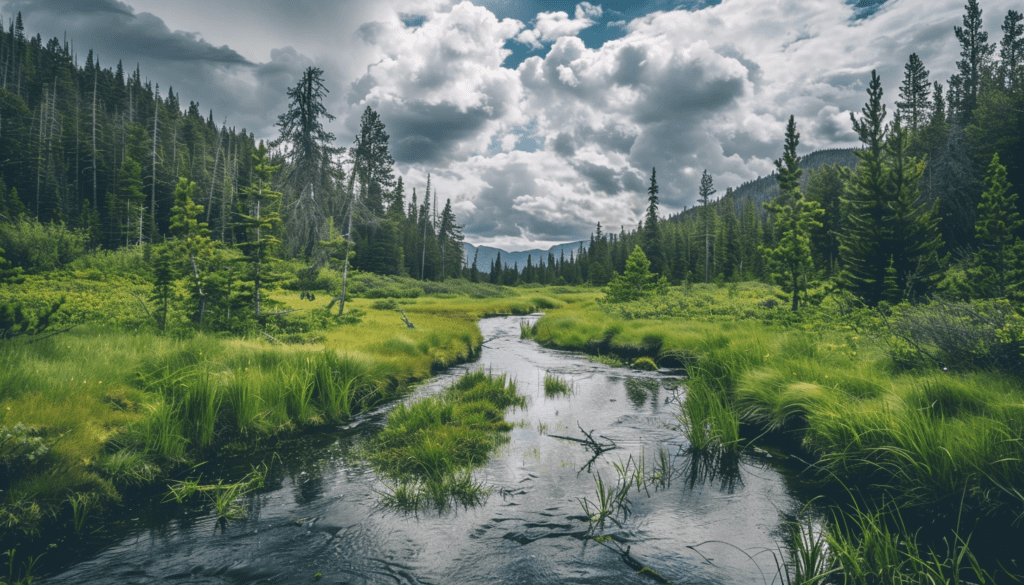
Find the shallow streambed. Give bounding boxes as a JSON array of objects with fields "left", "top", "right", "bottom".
[{"left": 43, "top": 315, "right": 818, "bottom": 584}]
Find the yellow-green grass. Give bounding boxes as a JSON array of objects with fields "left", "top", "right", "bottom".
[
  {"left": 368, "top": 370, "right": 525, "bottom": 511},
  {"left": 0, "top": 270, "right": 591, "bottom": 540},
  {"left": 532, "top": 289, "right": 1024, "bottom": 517}
]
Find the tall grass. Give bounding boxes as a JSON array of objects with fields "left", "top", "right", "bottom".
[{"left": 369, "top": 371, "right": 524, "bottom": 511}]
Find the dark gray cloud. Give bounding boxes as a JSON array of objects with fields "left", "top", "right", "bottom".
[
  {"left": 382, "top": 100, "right": 500, "bottom": 165},
  {"left": 552, "top": 132, "right": 576, "bottom": 157},
  {"left": 461, "top": 162, "right": 591, "bottom": 242},
  {"left": 9, "top": 0, "right": 251, "bottom": 64},
  {"left": 574, "top": 160, "right": 620, "bottom": 193}
]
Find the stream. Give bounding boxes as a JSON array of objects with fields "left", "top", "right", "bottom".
[{"left": 43, "top": 315, "right": 820, "bottom": 584}]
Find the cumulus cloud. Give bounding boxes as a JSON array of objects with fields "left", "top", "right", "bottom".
[
  {"left": 347, "top": 1, "right": 525, "bottom": 164},
  {"left": 515, "top": 2, "right": 602, "bottom": 49}
]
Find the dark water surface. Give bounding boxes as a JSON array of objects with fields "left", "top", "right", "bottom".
[{"left": 45, "top": 316, "right": 817, "bottom": 584}]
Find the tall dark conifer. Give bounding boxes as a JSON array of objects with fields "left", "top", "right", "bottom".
[
  {"left": 897, "top": 53, "right": 931, "bottom": 131},
  {"left": 643, "top": 167, "right": 663, "bottom": 275},
  {"left": 953, "top": 0, "right": 996, "bottom": 124},
  {"left": 272, "top": 66, "right": 343, "bottom": 255}
]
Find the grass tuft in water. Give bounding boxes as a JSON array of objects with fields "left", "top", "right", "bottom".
[
  {"left": 369, "top": 371, "right": 523, "bottom": 512},
  {"left": 543, "top": 373, "right": 574, "bottom": 397}
]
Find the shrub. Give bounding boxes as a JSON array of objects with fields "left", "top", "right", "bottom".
[
  {"left": 0, "top": 218, "right": 88, "bottom": 273},
  {"left": 880, "top": 299, "right": 1024, "bottom": 375}
]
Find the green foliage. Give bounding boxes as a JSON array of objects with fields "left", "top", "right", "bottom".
[
  {"left": 604, "top": 245, "right": 668, "bottom": 303},
  {"left": 543, "top": 373, "right": 573, "bottom": 396},
  {"left": 236, "top": 142, "right": 284, "bottom": 319},
  {"left": 841, "top": 73, "right": 943, "bottom": 305},
  {"left": 970, "top": 153, "right": 1023, "bottom": 298},
  {"left": 0, "top": 218, "right": 87, "bottom": 274},
  {"left": 0, "top": 424, "right": 52, "bottom": 488},
  {"left": 369, "top": 371, "right": 523, "bottom": 511},
  {"left": 762, "top": 116, "right": 823, "bottom": 311},
  {"left": 630, "top": 357, "right": 658, "bottom": 371}
]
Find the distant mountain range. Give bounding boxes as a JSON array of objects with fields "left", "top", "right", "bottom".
[
  {"left": 668, "top": 147, "right": 859, "bottom": 222},
  {"left": 463, "top": 242, "right": 587, "bottom": 274}
]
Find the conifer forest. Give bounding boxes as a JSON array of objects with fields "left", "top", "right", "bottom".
[{"left": 2, "top": 1, "right": 1024, "bottom": 583}]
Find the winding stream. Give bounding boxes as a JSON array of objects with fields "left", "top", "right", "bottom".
[{"left": 44, "top": 315, "right": 819, "bottom": 584}]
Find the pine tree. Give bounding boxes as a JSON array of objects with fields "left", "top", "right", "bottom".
[
  {"left": 884, "top": 118, "right": 943, "bottom": 300},
  {"left": 953, "top": 0, "right": 996, "bottom": 124},
  {"left": 841, "top": 71, "right": 892, "bottom": 305},
  {"left": 698, "top": 169, "right": 715, "bottom": 283},
  {"left": 805, "top": 164, "right": 845, "bottom": 277},
  {"left": 643, "top": 168, "right": 663, "bottom": 276},
  {"left": 999, "top": 10, "right": 1023, "bottom": 96},
  {"left": 605, "top": 245, "right": 667, "bottom": 302},
  {"left": 896, "top": 53, "right": 931, "bottom": 131},
  {"left": 272, "top": 67, "right": 343, "bottom": 255},
  {"left": 236, "top": 142, "right": 282, "bottom": 319},
  {"left": 437, "top": 198, "right": 463, "bottom": 280},
  {"left": 971, "top": 153, "right": 1023, "bottom": 297},
  {"left": 842, "top": 72, "right": 943, "bottom": 305},
  {"left": 169, "top": 177, "right": 211, "bottom": 326},
  {"left": 761, "top": 116, "right": 822, "bottom": 311}
]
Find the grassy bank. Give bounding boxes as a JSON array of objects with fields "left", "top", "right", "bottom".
[
  {"left": 0, "top": 261, "right": 578, "bottom": 546},
  {"left": 533, "top": 283, "right": 1024, "bottom": 523}
]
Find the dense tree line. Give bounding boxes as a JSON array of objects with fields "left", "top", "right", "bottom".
[{"left": 2, "top": 0, "right": 1023, "bottom": 317}]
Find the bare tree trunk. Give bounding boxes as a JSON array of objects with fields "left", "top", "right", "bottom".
[
  {"left": 337, "top": 189, "right": 355, "bottom": 316},
  {"left": 151, "top": 84, "right": 159, "bottom": 237},
  {"left": 421, "top": 174, "right": 430, "bottom": 280},
  {"left": 35, "top": 88, "right": 46, "bottom": 219},
  {"left": 92, "top": 65, "right": 97, "bottom": 209},
  {"left": 205, "top": 123, "right": 223, "bottom": 225}
]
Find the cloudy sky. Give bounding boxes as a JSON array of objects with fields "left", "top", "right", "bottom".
[{"left": 4, "top": 0, "right": 1017, "bottom": 249}]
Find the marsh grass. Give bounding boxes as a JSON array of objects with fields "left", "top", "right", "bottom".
[
  {"left": 679, "top": 383, "right": 741, "bottom": 454},
  {"left": 163, "top": 463, "right": 268, "bottom": 524},
  {"left": 543, "top": 373, "right": 573, "bottom": 397},
  {"left": 535, "top": 289, "right": 1024, "bottom": 519},
  {"left": 577, "top": 471, "right": 632, "bottom": 532},
  {"left": 369, "top": 371, "right": 524, "bottom": 512}
]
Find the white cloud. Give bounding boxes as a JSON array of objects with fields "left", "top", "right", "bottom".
[{"left": 515, "top": 2, "right": 603, "bottom": 49}]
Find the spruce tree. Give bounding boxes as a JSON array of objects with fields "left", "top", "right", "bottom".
[
  {"left": 236, "top": 142, "right": 282, "bottom": 319},
  {"left": 643, "top": 168, "right": 663, "bottom": 276},
  {"left": 842, "top": 72, "right": 943, "bottom": 305},
  {"left": 841, "top": 71, "right": 892, "bottom": 305},
  {"left": 883, "top": 118, "right": 943, "bottom": 300},
  {"left": 698, "top": 169, "right": 715, "bottom": 283},
  {"left": 605, "top": 245, "right": 667, "bottom": 303},
  {"left": 896, "top": 53, "right": 931, "bottom": 131},
  {"left": 272, "top": 67, "right": 343, "bottom": 255},
  {"left": 971, "top": 153, "right": 1023, "bottom": 297},
  {"left": 953, "top": 0, "right": 996, "bottom": 124},
  {"left": 169, "top": 177, "right": 211, "bottom": 326},
  {"left": 761, "top": 116, "right": 822, "bottom": 311},
  {"left": 1000, "top": 10, "right": 1024, "bottom": 95}
]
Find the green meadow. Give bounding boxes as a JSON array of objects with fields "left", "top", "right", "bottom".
[
  {"left": 534, "top": 284, "right": 1024, "bottom": 518},
  {"left": 0, "top": 251, "right": 575, "bottom": 542}
]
